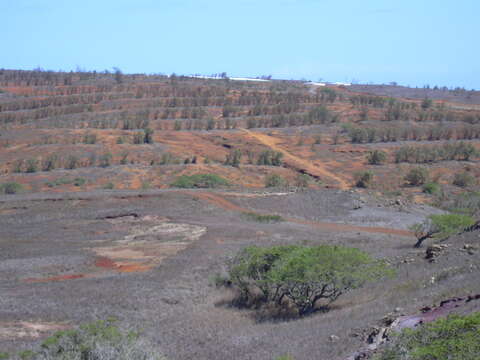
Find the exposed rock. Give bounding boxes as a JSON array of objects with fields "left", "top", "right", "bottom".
[
  {"left": 463, "top": 244, "right": 476, "bottom": 255},
  {"left": 329, "top": 334, "right": 340, "bottom": 342},
  {"left": 425, "top": 244, "right": 448, "bottom": 262}
]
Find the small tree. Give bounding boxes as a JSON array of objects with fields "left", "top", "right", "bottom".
[
  {"left": 66, "top": 155, "right": 79, "bottom": 170},
  {"left": 453, "top": 172, "right": 475, "bottom": 188},
  {"left": 354, "top": 171, "right": 373, "bottom": 188},
  {"left": 411, "top": 213, "right": 476, "bottom": 247},
  {"left": 43, "top": 155, "right": 57, "bottom": 172},
  {"left": 265, "top": 174, "right": 286, "bottom": 188},
  {"left": 421, "top": 97, "right": 433, "bottom": 110},
  {"left": 26, "top": 159, "right": 38, "bottom": 173},
  {"left": 99, "top": 153, "right": 112, "bottom": 168},
  {"left": 0, "top": 182, "right": 23, "bottom": 195},
  {"left": 367, "top": 150, "right": 387, "bottom": 165},
  {"left": 133, "top": 132, "right": 144, "bottom": 144},
  {"left": 405, "top": 167, "right": 428, "bottom": 186},
  {"left": 295, "top": 173, "right": 311, "bottom": 188},
  {"left": 224, "top": 149, "right": 242, "bottom": 167},
  {"left": 227, "top": 245, "right": 391, "bottom": 316},
  {"left": 144, "top": 128, "right": 154, "bottom": 144}
]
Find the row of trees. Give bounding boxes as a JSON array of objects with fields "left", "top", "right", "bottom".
[
  {"left": 347, "top": 124, "right": 480, "bottom": 144},
  {"left": 394, "top": 142, "right": 478, "bottom": 163}
]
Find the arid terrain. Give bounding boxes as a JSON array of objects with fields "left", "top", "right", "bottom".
[{"left": 0, "top": 70, "right": 479, "bottom": 359}]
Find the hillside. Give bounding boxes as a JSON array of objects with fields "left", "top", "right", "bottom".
[{"left": 0, "top": 69, "right": 479, "bottom": 360}]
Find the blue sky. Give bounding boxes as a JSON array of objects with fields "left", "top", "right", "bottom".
[{"left": 2, "top": 0, "right": 479, "bottom": 88}]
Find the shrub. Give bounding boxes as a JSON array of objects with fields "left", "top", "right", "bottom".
[
  {"left": 26, "top": 319, "right": 163, "bottom": 360},
  {"left": 25, "top": 159, "right": 38, "bottom": 173},
  {"left": 99, "top": 153, "right": 112, "bottom": 168},
  {"left": 159, "top": 152, "right": 175, "bottom": 165},
  {"left": 171, "top": 174, "right": 230, "bottom": 188},
  {"left": 394, "top": 142, "right": 478, "bottom": 164},
  {"left": 422, "top": 182, "right": 439, "bottom": 194},
  {"left": 295, "top": 173, "right": 312, "bottom": 188},
  {"left": 42, "top": 155, "right": 57, "bottom": 172},
  {"left": 83, "top": 133, "right": 97, "bottom": 144},
  {"left": 405, "top": 167, "right": 428, "bottom": 186},
  {"left": 224, "top": 149, "right": 242, "bottom": 167},
  {"left": 375, "top": 312, "right": 480, "bottom": 360},
  {"left": 73, "top": 177, "right": 86, "bottom": 186},
  {"left": 429, "top": 213, "right": 475, "bottom": 238},
  {"left": 264, "top": 174, "right": 286, "bottom": 188},
  {"left": 367, "top": 150, "right": 387, "bottom": 165},
  {"left": 227, "top": 245, "right": 392, "bottom": 316},
  {"left": 144, "top": 128, "right": 154, "bottom": 144},
  {"left": 453, "top": 172, "right": 475, "bottom": 188},
  {"left": 421, "top": 97, "right": 433, "bottom": 110},
  {"left": 120, "top": 152, "right": 129, "bottom": 165},
  {"left": 46, "top": 177, "right": 85, "bottom": 188},
  {"left": 242, "top": 212, "right": 284, "bottom": 223},
  {"left": 66, "top": 155, "right": 79, "bottom": 170},
  {"left": 0, "top": 182, "right": 23, "bottom": 195},
  {"left": 306, "top": 105, "right": 333, "bottom": 124},
  {"left": 103, "top": 182, "right": 115, "bottom": 190},
  {"left": 133, "top": 132, "right": 144, "bottom": 144},
  {"left": 257, "top": 150, "right": 283, "bottom": 166},
  {"left": 411, "top": 213, "right": 476, "bottom": 247},
  {"left": 354, "top": 171, "right": 373, "bottom": 188}
]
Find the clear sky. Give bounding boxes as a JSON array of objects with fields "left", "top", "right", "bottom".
[{"left": 2, "top": 0, "right": 479, "bottom": 88}]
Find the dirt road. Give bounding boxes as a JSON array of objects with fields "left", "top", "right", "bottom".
[{"left": 241, "top": 129, "right": 350, "bottom": 189}]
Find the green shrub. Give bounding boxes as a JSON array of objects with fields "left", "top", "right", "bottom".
[
  {"left": 224, "top": 149, "right": 242, "bottom": 167},
  {"left": 429, "top": 213, "right": 476, "bottom": 239},
  {"left": 171, "top": 174, "right": 230, "bottom": 188},
  {"left": 133, "top": 132, "right": 144, "bottom": 144},
  {"left": 83, "top": 133, "right": 97, "bottom": 144},
  {"left": 227, "top": 245, "right": 392, "bottom": 316},
  {"left": 99, "top": 153, "right": 112, "bottom": 168},
  {"left": 242, "top": 212, "right": 284, "bottom": 223},
  {"left": 394, "top": 142, "right": 478, "bottom": 164},
  {"left": 0, "top": 352, "right": 9, "bottom": 359},
  {"left": 25, "top": 159, "right": 38, "bottom": 173},
  {"left": 46, "top": 177, "right": 86, "bottom": 188},
  {"left": 354, "top": 171, "right": 373, "bottom": 188},
  {"left": 42, "top": 155, "right": 57, "bottom": 172},
  {"left": 18, "top": 350, "right": 34, "bottom": 360},
  {"left": 257, "top": 150, "right": 283, "bottom": 166},
  {"left": 367, "top": 150, "right": 387, "bottom": 165},
  {"left": 422, "top": 182, "right": 440, "bottom": 194},
  {"left": 453, "top": 172, "right": 475, "bottom": 188},
  {"left": 73, "top": 177, "right": 86, "bottom": 186},
  {"left": 21, "top": 319, "right": 164, "bottom": 360},
  {"left": 405, "top": 167, "right": 429, "bottom": 186},
  {"left": 66, "top": 155, "right": 79, "bottom": 170},
  {"left": 265, "top": 174, "right": 286, "bottom": 187},
  {"left": 421, "top": 97, "right": 433, "bottom": 110},
  {"left": 144, "top": 128, "right": 154, "bottom": 144},
  {"left": 0, "top": 182, "right": 23, "bottom": 195},
  {"left": 295, "top": 173, "right": 312, "bottom": 188},
  {"left": 375, "top": 312, "right": 480, "bottom": 360},
  {"left": 103, "top": 182, "right": 115, "bottom": 190}
]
